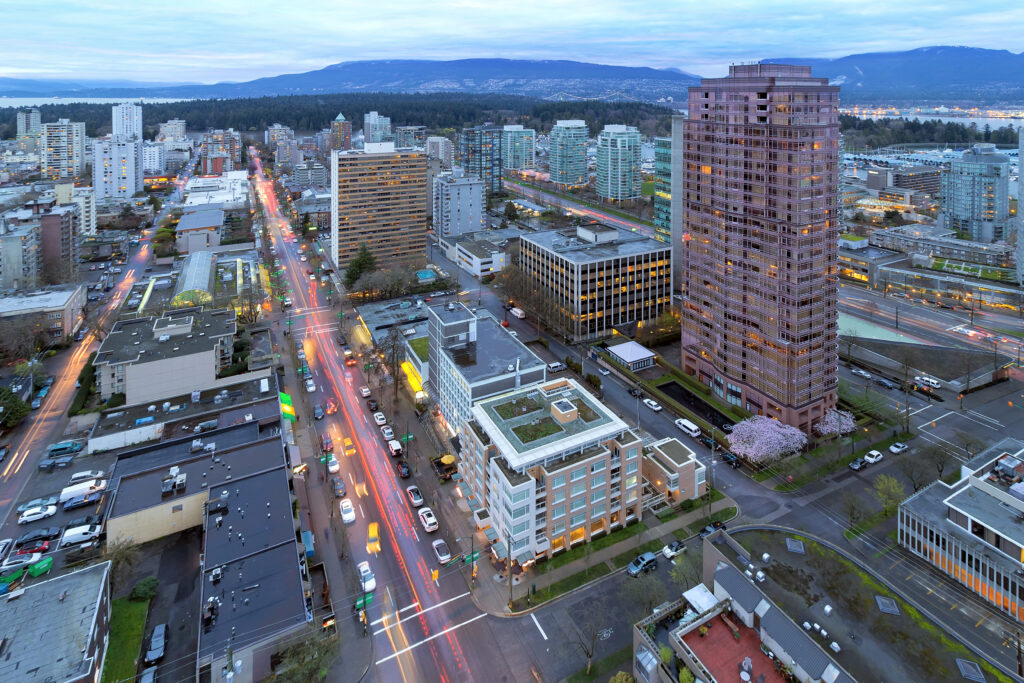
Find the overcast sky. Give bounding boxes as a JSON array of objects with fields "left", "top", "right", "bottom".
[{"left": 5, "top": 0, "right": 1023, "bottom": 82}]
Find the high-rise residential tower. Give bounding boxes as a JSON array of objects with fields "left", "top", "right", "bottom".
[
  {"left": 329, "top": 142, "right": 426, "bottom": 270},
  {"left": 363, "top": 111, "right": 392, "bottom": 144},
  {"left": 94, "top": 136, "right": 143, "bottom": 199},
  {"left": 112, "top": 102, "right": 143, "bottom": 141},
  {"left": 674, "top": 64, "right": 840, "bottom": 432},
  {"left": 432, "top": 169, "right": 485, "bottom": 238},
  {"left": 395, "top": 126, "right": 426, "bottom": 148},
  {"left": 942, "top": 143, "right": 1013, "bottom": 243},
  {"left": 16, "top": 108, "right": 41, "bottom": 138},
  {"left": 548, "top": 120, "right": 588, "bottom": 189},
  {"left": 595, "top": 124, "right": 642, "bottom": 202},
  {"left": 653, "top": 137, "right": 671, "bottom": 245},
  {"left": 426, "top": 137, "right": 454, "bottom": 170},
  {"left": 330, "top": 113, "right": 352, "bottom": 151},
  {"left": 157, "top": 119, "right": 187, "bottom": 141},
  {"left": 458, "top": 125, "right": 503, "bottom": 194},
  {"left": 40, "top": 119, "right": 86, "bottom": 180},
  {"left": 502, "top": 125, "right": 536, "bottom": 171}
]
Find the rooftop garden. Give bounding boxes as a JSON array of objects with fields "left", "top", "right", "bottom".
[
  {"left": 494, "top": 395, "right": 542, "bottom": 420},
  {"left": 573, "top": 398, "right": 600, "bottom": 422},
  {"left": 512, "top": 416, "right": 563, "bottom": 443},
  {"left": 408, "top": 336, "right": 429, "bottom": 362}
]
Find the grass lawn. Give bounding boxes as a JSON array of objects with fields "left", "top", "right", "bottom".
[
  {"left": 641, "top": 181, "right": 655, "bottom": 196},
  {"left": 494, "top": 396, "right": 541, "bottom": 419},
  {"left": 512, "top": 564, "right": 611, "bottom": 610},
  {"left": 566, "top": 645, "right": 633, "bottom": 683},
  {"left": 681, "top": 506, "right": 738, "bottom": 538},
  {"left": 843, "top": 507, "right": 894, "bottom": 540},
  {"left": 100, "top": 598, "right": 150, "bottom": 683},
  {"left": 512, "top": 417, "right": 563, "bottom": 443},
  {"left": 536, "top": 522, "right": 648, "bottom": 573},
  {"left": 408, "top": 336, "right": 429, "bottom": 362},
  {"left": 773, "top": 432, "right": 912, "bottom": 492},
  {"left": 657, "top": 488, "right": 725, "bottom": 522},
  {"left": 611, "top": 538, "right": 666, "bottom": 568}
]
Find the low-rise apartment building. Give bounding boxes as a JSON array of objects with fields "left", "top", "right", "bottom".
[
  {"left": 869, "top": 224, "right": 1016, "bottom": 268},
  {"left": 93, "top": 307, "right": 236, "bottom": 404},
  {"left": 519, "top": 223, "right": 671, "bottom": 341},
  {"left": 642, "top": 437, "right": 707, "bottom": 504},
  {"left": 175, "top": 208, "right": 223, "bottom": 254},
  {"left": 0, "top": 285, "right": 85, "bottom": 340},
  {"left": 459, "top": 377, "right": 642, "bottom": 563},
  {"left": 427, "top": 302, "right": 546, "bottom": 435}
]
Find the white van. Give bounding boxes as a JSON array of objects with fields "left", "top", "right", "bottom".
[
  {"left": 674, "top": 418, "right": 701, "bottom": 438},
  {"left": 914, "top": 375, "right": 941, "bottom": 389},
  {"left": 388, "top": 440, "right": 403, "bottom": 457},
  {"left": 59, "top": 479, "right": 107, "bottom": 503},
  {"left": 547, "top": 362, "right": 566, "bottom": 373},
  {"left": 60, "top": 524, "right": 102, "bottom": 548}
]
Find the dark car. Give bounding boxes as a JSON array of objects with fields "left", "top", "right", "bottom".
[
  {"left": 144, "top": 623, "right": 167, "bottom": 664},
  {"left": 67, "top": 515, "right": 102, "bottom": 529},
  {"left": 874, "top": 378, "right": 896, "bottom": 390},
  {"left": 395, "top": 460, "right": 411, "bottom": 479},
  {"left": 63, "top": 493, "right": 100, "bottom": 512},
  {"left": 345, "top": 357, "right": 358, "bottom": 367},
  {"left": 720, "top": 452, "right": 742, "bottom": 469},
  {"left": 366, "top": 399, "right": 378, "bottom": 412},
  {"left": 330, "top": 476, "right": 346, "bottom": 498},
  {"left": 848, "top": 457, "right": 866, "bottom": 472},
  {"left": 628, "top": 388, "right": 643, "bottom": 398},
  {"left": 320, "top": 433, "right": 333, "bottom": 453},
  {"left": 626, "top": 552, "right": 658, "bottom": 577},
  {"left": 38, "top": 456, "right": 75, "bottom": 472},
  {"left": 15, "top": 527, "right": 61, "bottom": 547},
  {"left": 0, "top": 445, "right": 9, "bottom": 463},
  {"left": 313, "top": 404, "right": 325, "bottom": 420},
  {"left": 698, "top": 522, "right": 726, "bottom": 539},
  {"left": 139, "top": 666, "right": 158, "bottom": 683},
  {"left": 336, "top": 334, "right": 347, "bottom": 346}
]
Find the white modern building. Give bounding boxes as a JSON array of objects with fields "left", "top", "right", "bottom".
[
  {"left": 94, "top": 136, "right": 143, "bottom": 200},
  {"left": 433, "top": 169, "right": 485, "bottom": 238},
  {"left": 142, "top": 141, "right": 167, "bottom": 174},
  {"left": 548, "top": 120, "right": 588, "bottom": 189},
  {"left": 112, "top": 102, "right": 143, "bottom": 141},
  {"left": 55, "top": 183, "right": 97, "bottom": 236},
  {"left": 595, "top": 125, "right": 642, "bottom": 201},
  {"left": 158, "top": 118, "right": 187, "bottom": 141},
  {"left": 40, "top": 119, "right": 86, "bottom": 180},
  {"left": 426, "top": 136, "right": 454, "bottom": 170},
  {"left": 0, "top": 218, "right": 41, "bottom": 290},
  {"left": 942, "top": 143, "right": 1014, "bottom": 243},
  {"left": 363, "top": 111, "right": 392, "bottom": 144},
  {"left": 16, "top": 108, "right": 41, "bottom": 138},
  {"left": 502, "top": 125, "right": 536, "bottom": 171}
]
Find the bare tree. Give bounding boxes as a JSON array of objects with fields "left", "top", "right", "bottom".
[
  {"left": 921, "top": 444, "right": 952, "bottom": 480},
  {"left": 623, "top": 572, "right": 668, "bottom": 623},
  {"left": 668, "top": 552, "right": 701, "bottom": 589},
  {"left": 953, "top": 429, "right": 986, "bottom": 461},
  {"left": 897, "top": 457, "right": 934, "bottom": 493},
  {"left": 840, "top": 492, "right": 866, "bottom": 531},
  {"left": 378, "top": 326, "right": 405, "bottom": 401},
  {"left": 568, "top": 606, "right": 603, "bottom": 677},
  {"left": 103, "top": 538, "right": 141, "bottom": 590}
]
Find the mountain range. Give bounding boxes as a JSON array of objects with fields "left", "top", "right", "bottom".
[{"left": 1, "top": 47, "right": 1021, "bottom": 104}]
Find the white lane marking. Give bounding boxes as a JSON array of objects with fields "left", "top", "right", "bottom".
[
  {"left": 920, "top": 411, "right": 955, "bottom": 427},
  {"left": 412, "top": 528, "right": 419, "bottom": 543},
  {"left": 372, "top": 591, "right": 472, "bottom": 636},
  {"left": 968, "top": 410, "right": 1003, "bottom": 427},
  {"left": 531, "top": 613, "right": 548, "bottom": 640},
  {"left": 359, "top": 504, "right": 365, "bottom": 518},
  {"left": 910, "top": 405, "right": 934, "bottom": 416},
  {"left": 375, "top": 613, "right": 487, "bottom": 664},
  {"left": 371, "top": 601, "right": 420, "bottom": 626},
  {"left": 348, "top": 472, "right": 355, "bottom": 485}
]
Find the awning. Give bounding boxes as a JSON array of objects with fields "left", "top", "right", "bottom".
[
  {"left": 467, "top": 497, "right": 481, "bottom": 511},
  {"left": 484, "top": 527, "right": 499, "bottom": 541},
  {"left": 451, "top": 472, "right": 463, "bottom": 482},
  {"left": 515, "top": 550, "right": 533, "bottom": 566},
  {"left": 492, "top": 542, "right": 508, "bottom": 560}
]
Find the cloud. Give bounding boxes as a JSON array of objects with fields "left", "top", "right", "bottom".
[{"left": 2, "top": 0, "right": 1022, "bottom": 81}]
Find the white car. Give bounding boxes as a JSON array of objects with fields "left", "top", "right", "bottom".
[
  {"left": 418, "top": 507, "right": 438, "bottom": 532},
  {"left": 305, "top": 379, "right": 316, "bottom": 393},
  {"left": 359, "top": 385, "right": 371, "bottom": 398},
  {"left": 300, "top": 255, "right": 307, "bottom": 262},
  {"left": 373, "top": 412, "right": 387, "bottom": 426},
  {"left": 357, "top": 561, "right": 376, "bottom": 592},
  {"left": 864, "top": 449, "right": 884, "bottom": 464},
  {"left": 339, "top": 498, "right": 356, "bottom": 523},
  {"left": 598, "top": 367, "right": 611, "bottom": 376},
  {"left": 889, "top": 442, "right": 909, "bottom": 454},
  {"left": 662, "top": 540, "right": 687, "bottom": 559},
  {"left": 1, "top": 552, "right": 41, "bottom": 570},
  {"left": 850, "top": 368, "right": 872, "bottom": 379},
  {"left": 18, "top": 505, "right": 57, "bottom": 525},
  {"left": 327, "top": 456, "right": 340, "bottom": 474},
  {"left": 642, "top": 398, "right": 663, "bottom": 412},
  {"left": 380, "top": 425, "right": 395, "bottom": 441},
  {"left": 406, "top": 485, "right": 424, "bottom": 508},
  {"left": 432, "top": 539, "right": 452, "bottom": 564}
]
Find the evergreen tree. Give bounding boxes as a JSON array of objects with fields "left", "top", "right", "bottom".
[{"left": 344, "top": 243, "right": 378, "bottom": 289}]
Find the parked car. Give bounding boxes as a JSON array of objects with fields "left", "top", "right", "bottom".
[
  {"left": 357, "top": 561, "right": 376, "bottom": 592},
  {"left": 432, "top": 539, "right": 452, "bottom": 564},
  {"left": 395, "top": 460, "right": 411, "bottom": 479},
  {"left": 642, "top": 398, "right": 662, "bottom": 412},
  {"left": 0, "top": 445, "right": 9, "bottom": 464},
  {"left": 628, "top": 388, "right": 643, "bottom": 398},
  {"left": 38, "top": 456, "right": 74, "bottom": 472},
  {"left": 15, "top": 527, "right": 61, "bottom": 547},
  {"left": 889, "top": 442, "right": 909, "bottom": 455},
  {"left": 848, "top": 457, "right": 866, "bottom": 472},
  {"left": 320, "top": 433, "right": 333, "bottom": 453},
  {"left": 139, "top": 667, "right": 158, "bottom": 683},
  {"left": 406, "top": 485, "right": 424, "bottom": 508},
  {"left": 339, "top": 499, "right": 356, "bottom": 523},
  {"left": 850, "top": 368, "right": 872, "bottom": 379},
  {"left": 864, "top": 450, "right": 884, "bottom": 464},
  {"left": 30, "top": 397, "right": 42, "bottom": 410},
  {"left": 380, "top": 425, "right": 395, "bottom": 441},
  {"left": 17, "top": 496, "right": 58, "bottom": 514},
  {"left": 359, "top": 386, "right": 371, "bottom": 398},
  {"left": 874, "top": 378, "right": 896, "bottom": 390},
  {"left": 698, "top": 522, "right": 727, "bottom": 539},
  {"left": 66, "top": 515, "right": 101, "bottom": 529},
  {"left": 367, "top": 399, "right": 379, "bottom": 412},
  {"left": 0, "top": 538, "right": 11, "bottom": 559},
  {"left": 18, "top": 505, "right": 57, "bottom": 525},
  {"left": 68, "top": 470, "right": 105, "bottom": 485},
  {"left": 662, "top": 540, "right": 686, "bottom": 559},
  {"left": 914, "top": 375, "right": 942, "bottom": 389},
  {"left": 1, "top": 552, "right": 41, "bottom": 571},
  {"left": 326, "top": 456, "right": 340, "bottom": 474},
  {"left": 16, "top": 540, "right": 49, "bottom": 555},
  {"left": 143, "top": 623, "right": 167, "bottom": 665},
  {"left": 627, "top": 552, "right": 658, "bottom": 576},
  {"left": 418, "top": 507, "right": 438, "bottom": 532},
  {"left": 62, "top": 494, "right": 100, "bottom": 512},
  {"left": 305, "top": 378, "right": 316, "bottom": 393},
  {"left": 313, "top": 403, "right": 325, "bottom": 420},
  {"left": 373, "top": 412, "right": 387, "bottom": 426},
  {"left": 330, "top": 476, "right": 346, "bottom": 498},
  {"left": 720, "top": 452, "right": 742, "bottom": 469}
]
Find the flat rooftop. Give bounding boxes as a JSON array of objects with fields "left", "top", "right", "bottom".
[
  {"left": 177, "top": 208, "right": 224, "bottom": 232},
  {"left": 95, "top": 307, "right": 235, "bottom": 366},
  {"left": 651, "top": 437, "right": 698, "bottom": 467},
  {"left": 0, "top": 286, "right": 82, "bottom": 314},
  {"left": 472, "top": 378, "right": 628, "bottom": 471},
  {"left": 109, "top": 435, "right": 286, "bottom": 518},
  {"left": 356, "top": 296, "right": 430, "bottom": 347},
  {"left": 203, "top": 467, "right": 295, "bottom": 567},
  {"left": 445, "top": 314, "right": 545, "bottom": 385},
  {"left": 523, "top": 225, "right": 668, "bottom": 263},
  {"left": 0, "top": 562, "right": 109, "bottom": 683},
  {"left": 198, "top": 542, "right": 307, "bottom": 659},
  {"left": 108, "top": 422, "right": 262, "bottom": 479}
]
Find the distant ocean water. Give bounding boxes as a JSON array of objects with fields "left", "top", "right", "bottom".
[{"left": 0, "top": 97, "right": 188, "bottom": 109}]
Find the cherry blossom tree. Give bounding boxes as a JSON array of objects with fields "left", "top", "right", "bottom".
[
  {"left": 813, "top": 409, "right": 856, "bottom": 438},
  {"left": 727, "top": 415, "right": 807, "bottom": 464}
]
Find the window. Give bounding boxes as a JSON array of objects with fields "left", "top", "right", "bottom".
[
  {"left": 626, "top": 475, "right": 638, "bottom": 489},
  {"left": 591, "top": 460, "right": 606, "bottom": 474},
  {"left": 570, "top": 513, "right": 586, "bottom": 527},
  {"left": 512, "top": 521, "right": 529, "bottom": 535},
  {"left": 553, "top": 520, "right": 565, "bottom": 535},
  {"left": 571, "top": 483, "right": 585, "bottom": 497},
  {"left": 551, "top": 504, "right": 565, "bottom": 520},
  {"left": 550, "top": 474, "right": 565, "bottom": 489},
  {"left": 591, "top": 503, "right": 605, "bottom": 518},
  {"left": 513, "top": 490, "right": 529, "bottom": 504},
  {"left": 591, "top": 490, "right": 605, "bottom": 504},
  {"left": 513, "top": 505, "right": 528, "bottom": 519},
  {"left": 571, "top": 467, "right": 586, "bottom": 482},
  {"left": 626, "top": 461, "right": 638, "bottom": 475},
  {"left": 696, "top": 468, "right": 706, "bottom": 485},
  {"left": 591, "top": 474, "right": 605, "bottom": 489},
  {"left": 571, "top": 498, "right": 586, "bottom": 512},
  {"left": 552, "top": 489, "right": 566, "bottom": 504},
  {"left": 627, "top": 448, "right": 638, "bottom": 460}
]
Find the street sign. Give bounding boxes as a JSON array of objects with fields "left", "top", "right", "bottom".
[
  {"left": 354, "top": 594, "right": 374, "bottom": 609},
  {"left": 319, "top": 455, "right": 328, "bottom": 464},
  {"left": 363, "top": 364, "right": 373, "bottom": 371},
  {"left": 400, "top": 434, "right": 414, "bottom": 443},
  {"left": 464, "top": 550, "right": 480, "bottom": 564}
]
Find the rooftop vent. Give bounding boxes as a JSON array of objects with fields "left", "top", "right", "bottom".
[{"left": 160, "top": 468, "right": 187, "bottom": 495}]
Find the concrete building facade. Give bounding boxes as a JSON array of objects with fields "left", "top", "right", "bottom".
[
  {"left": 432, "top": 169, "right": 486, "bottom": 238},
  {"left": 94, "top": 136, "right": 143, "bottom": 199},
  {"left": 142, "top": 141, "right": 166, "bottom": 174},
  {"left": 16, "top": 108, "right": 41, "bottom": 138},
  {"left": 502, "top": 125, "right": 536, "bottom": 171},
  {"left": 157, "top": 118, "right": 187, "bottom": 141},
  {"left": 330, "top": 113, "right": 352, "bottom": 151},
  {"left": 519, "top": 224, "right": 671, "bottom": 341},
  {"left": 675, "top": 64, "right": 840, "bottom": 432},
  {"left": 112, "top": 102, "right": 143, "bottom": 140},
  {"left": 459, "top": 125, "right": 503, "bottom": 194},
  {"left": 41, "top": 119, "right": 86, "bottom": 180},
  {"left": 653, "top": 136, "right": 672, "bottom": 245},
  {"left": 942, "top": 143, "right": 1013, "bottom": 243},
  {"left": 0, "top": 285, "right": 85, "bottom": 340},
  {"left": 0, "top": 219, "right": 41, "bottom": 289},
  {"left": 55, "top": 183, "right": 97, "bottom": 236},
  {"left": 548, "top": 120, "right": 588, "bottom": 189},
  {"left": 329, "top": 142, "right": 426, "bottom": 270},
  {"left": 363, "top": 111, "right": 392, "bottom": 144},
  {"left": 595, "top": 124, "right": 642, "bottom": 201},
  {"left": 395, "top": 125, "right": 426, "bottom": 148},
  {"left": 426, "top": 136, "right": 454, "bottom": 170}
]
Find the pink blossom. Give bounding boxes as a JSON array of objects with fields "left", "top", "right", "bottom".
[
  {"left": 727, "top": 415, "right": 807, "bottom": 463},
  {"left": 813, "top": 409, "right": 856, "bottom": 438}
]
